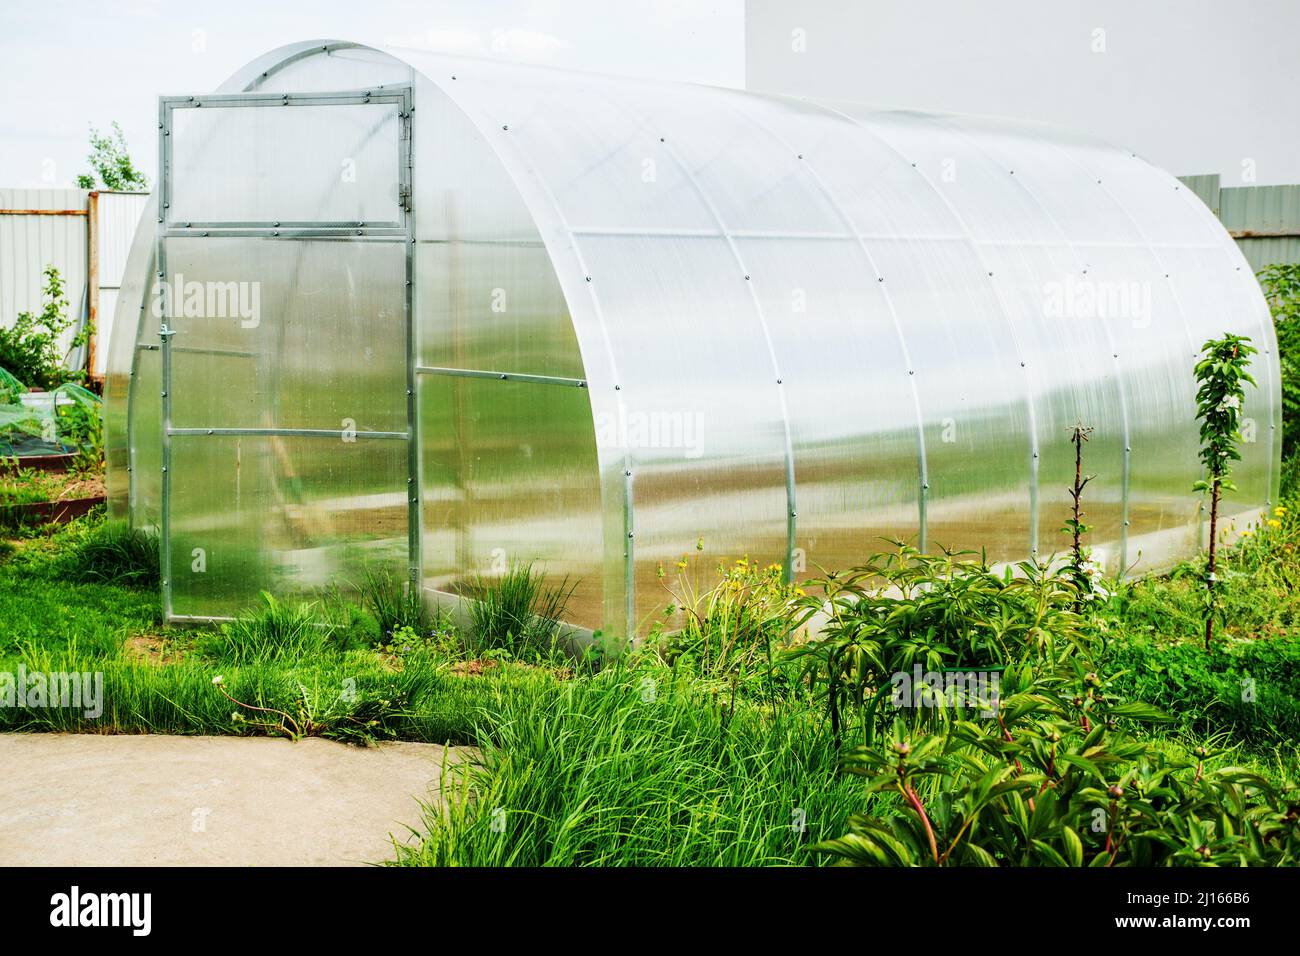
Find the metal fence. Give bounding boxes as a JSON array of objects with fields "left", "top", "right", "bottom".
[
  {"left": 0, "top": 187, "right": 149, "bottom": 381},
  {"left": 1179, "top": 174, "right": 1300, "bottom": 272}
]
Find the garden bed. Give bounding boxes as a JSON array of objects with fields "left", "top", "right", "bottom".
[
  {"left": 8, "top": 452, "right": 77, "bottom": 473},
  {"left": 0, "top": 469, "right": 105, "bottom": 528}
]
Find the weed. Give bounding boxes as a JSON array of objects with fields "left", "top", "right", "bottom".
[
  {"left": 466, "top": 562, "right": 575, "bottom": 660},
  {"left": 198, "top": 591, "right": 337, "bottom": 666},
  {"left": 64, "top": 519, "right": 159, "bottom": 588},
  {"left": 360, "top": 564, "right": 428, "bottom": 643}
]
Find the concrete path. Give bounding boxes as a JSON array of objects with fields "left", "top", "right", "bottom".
[{"left": 0, "top": 733, "right": 453, "bottom": 866}]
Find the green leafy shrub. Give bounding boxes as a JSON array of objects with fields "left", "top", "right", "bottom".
[
  {"left": 817, "top": 665, "right": 1299, "bottom": 866},
  {"left": 788, "top": 542, "right": 1093, "bottom": 746},
  {"left": 0, "top": 266, "right": 89, "bottom": 390},
  {"left": 1193, "top": 332, "right": 1257, "bottom": 648},
  {"left": 1259, "top": 263, "right": 1300, "bottom": 458},
  {"left": 1105, "top": 637, "right": 1300, "bottom": 748}
]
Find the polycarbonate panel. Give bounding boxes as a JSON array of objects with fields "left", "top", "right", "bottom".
[
  {"left": 740, "top": 95, "right": 966, "bottom": 240},
  {"left": 577, "top": 233, "right": 789, "bottom": 628},
  {"left": 245, "top": 46, "right": 410, "bottom": 95},
  {"left": 976, "top": 241, "right": 1127, "bottom": 567},
  {"left": 104, "top": 193, "right": 159, "bottom": 520},
  {"left": 419, "top": 375, "right": 602, "bottom": 629},
  {"left": 1075, "top": 242, "right": 1200, "bottom": 572},
  {"left": 848, "top": 108, "right": 1061, "bottom": 245},
  {"left": 738, "top": 238, "right": 919, "bottom": 578},
  {"left": 1060, "top": 141, "right": 1280, "bottom": 526},
  {"left": 127, "top": 344, "right": 162, "bottom": 529},
  {"left": 168, "top": 103, "right": 402, "bottom": 224},
  {"left": 865, "top": 237, "right": 1031, "bottom": 557},
  {"left": 160, "top": 238, "right": 407, "bottom": 433},
  {"left": 416, "top": 241, "right": 584, "bottom": 379},
  {"left": 167, "top": 435, "right": 407, "bottom": 617},
  {"left": 1161, "top": 245, "right": 1273, "bottom": 519}
]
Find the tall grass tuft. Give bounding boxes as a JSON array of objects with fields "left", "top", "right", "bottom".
[
  {"left": 65, "top": 521, "right": 160, "bottom": 588},
  {"left": 200, "top": 591, "right": 335, "bottom": 666},
  {"left": 467, "top": 562, "right": 575, "bottom": 659},
  {"left": 360, "top": 564, "right": 428, "bottom": 643}
]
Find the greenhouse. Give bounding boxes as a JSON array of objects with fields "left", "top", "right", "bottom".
[{"left": 104, "top": 39, "right": 1281, "bottom": 638}]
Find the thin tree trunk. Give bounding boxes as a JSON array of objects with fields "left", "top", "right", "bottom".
[
  {"left": 1205, "top": 476, "right": 1221, "bottom": 650},
  {"left": 1072, "top": 431, "right": 1085, "bottom": 614}
]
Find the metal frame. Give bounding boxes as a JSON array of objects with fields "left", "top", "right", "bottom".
[
  {"left": 416, "top": 365, "right": 588, "bottom": 389},
  {"left": 158, "top": 89, "right": 411, "bottom": 238},
  {"left": 156, "top": 85, "right": 416, "bottom": 623}
]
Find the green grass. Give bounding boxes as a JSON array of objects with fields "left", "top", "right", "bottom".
[
  {"left": 465, "top": 562, "right": 576, "bottom": 659},
  {"left": 395, "top": 667, "right": 864, "bottom": 866},
  {"left": 62, "top": 519, "right": 160, "bottom": 588},
  {"left": 0, "top": 462, "right": 1297, "bottom": 866},
  {"left": 359, "top": 564, "right": 429, "bottom": 644},
  {"left": 0, "top": 517, "right": 563, "bottom": 745}
]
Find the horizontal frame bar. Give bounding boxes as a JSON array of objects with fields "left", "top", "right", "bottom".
[
  {"left": 0, "top": 208, "right": 87, "bottom": 216},
  {"left": 161, "top": 90, "right": 409, "bottom": 110},
  {"left": 168, "top": 219, "right": 399, "bottom": 229},
  {"left": 167, "top": 427, "right": 409, "bottom": 440},
  {"left": 416, "top": 365, "right": 588, "bottom": 388},
  {"left": 566, "top": 225, "right": 1226, "bottom": 249},
  {"left": 1229, "top": 229, "right": 1300, "bottom": 239},
  {"left": 162, "top": 227, "right": 407, "bottom": 239},
  {"left": 140, "top": 343, "right": 257, "bottom": 359}
]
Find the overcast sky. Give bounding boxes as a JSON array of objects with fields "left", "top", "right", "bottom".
[
  {"left": 747, "top": 0, "right": 1300, "bottom": 186},
  {"left": 0, "top": 0, "right": 744, "bottom": 188},
  {"left": 5, "top": 1, "right": 1296, "bottom": 192}
]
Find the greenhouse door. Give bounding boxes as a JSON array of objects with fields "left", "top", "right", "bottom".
[{"left": 154, "top": 87, "right": 417, "bottom": 621}]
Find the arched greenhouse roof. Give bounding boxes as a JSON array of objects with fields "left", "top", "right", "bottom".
[{"left": 106, "top": 40, "right": 1280, "bottom": 637}]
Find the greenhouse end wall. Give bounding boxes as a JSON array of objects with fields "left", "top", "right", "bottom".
[{"left": 106, "top": 40, "right": 1281, "bottom": 639}]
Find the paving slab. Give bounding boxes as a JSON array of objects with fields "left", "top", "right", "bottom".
[{"left": 0, "top": 733, "right": 452, "bottom": 866}]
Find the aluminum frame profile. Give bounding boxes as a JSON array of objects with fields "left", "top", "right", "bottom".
[{"left": 153, "top": 84, "right": 416, "bottom": 621}]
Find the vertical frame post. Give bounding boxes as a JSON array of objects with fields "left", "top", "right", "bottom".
[
  {"left": 156, "top": 96, "right": 173, "bottom": 620},
  {"left": 158, "top": 322, "right": 174, "bottom": 620},
  {"left": 401, "top": 88, "right": 423, "bottom": 596}
]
